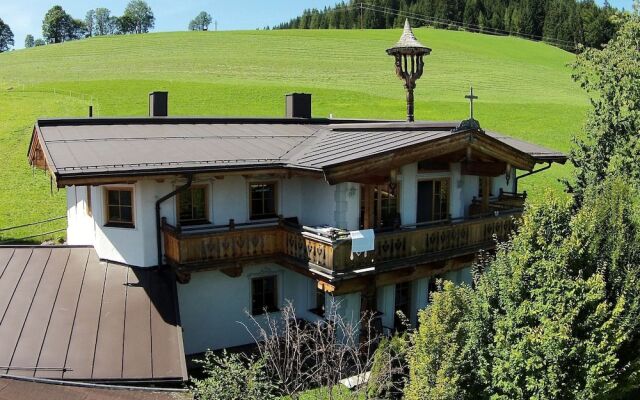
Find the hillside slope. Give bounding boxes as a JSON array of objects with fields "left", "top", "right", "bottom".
[{"left": 0, "top": 29, "right": 588, "bottom": 240}]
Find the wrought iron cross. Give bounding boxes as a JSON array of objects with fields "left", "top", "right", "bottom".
[{"left": 465, "top": 86, "right": 478, "bottom": 120}]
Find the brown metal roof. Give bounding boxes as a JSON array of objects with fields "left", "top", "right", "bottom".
[
  {"left": 0, "top": 377, "right": 190, "bottom": 400},
  {"left": 0, "top": 246, "right": 187, "bottom": 383},
  {"left": 30, "top": 117, "right": 566, "bottom": 183}
]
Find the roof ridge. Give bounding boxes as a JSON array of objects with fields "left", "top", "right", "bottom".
[{"left": 279, "top": 126, "right": 331, "bottom": 164}]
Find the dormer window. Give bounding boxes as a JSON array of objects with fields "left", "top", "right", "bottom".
[
  {"left": 105, "top": 187, "right": 134, "bottom": 228},
  {"left": 178, "top": 185, "right": 209, "bottom": 225},
  {"left": 250, "top": 182, "right": 277, "bottom": 220}
]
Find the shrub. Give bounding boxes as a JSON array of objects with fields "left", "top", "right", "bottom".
[{"left": 191, "top": 350, "right": 275, "bottom": 400}]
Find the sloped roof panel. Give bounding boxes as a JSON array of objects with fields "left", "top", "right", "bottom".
[{"left": 0, "top": 246, "right": 187, "bottom": 382}]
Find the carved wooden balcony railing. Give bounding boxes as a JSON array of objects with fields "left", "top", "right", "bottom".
[{"left": 162, "top": 211, "right": 521, "bottom": 275}]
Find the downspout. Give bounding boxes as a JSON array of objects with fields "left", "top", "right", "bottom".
[
  {"left": 515, "top": 162, "right": 552, "bottom": 193},
  {"left": 156, "top": 174, "right": 193, "bottom": 267}
]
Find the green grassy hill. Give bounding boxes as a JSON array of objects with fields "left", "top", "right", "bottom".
[{"left": 0, "top": 29, "right": 589, "bottom": 241}]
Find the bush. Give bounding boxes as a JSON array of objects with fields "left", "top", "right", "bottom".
[
  {"left": 368, "top": 334, "right": 409, "bottom": 399},
  {"left": 191, "top": 350, "right": 276, "bottom": 400}
]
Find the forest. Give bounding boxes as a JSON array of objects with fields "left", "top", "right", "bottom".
[{"left": 274, "top": 0, "right": 620, "bottom": 50}]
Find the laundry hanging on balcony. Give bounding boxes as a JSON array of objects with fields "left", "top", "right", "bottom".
[{"left": 349, "top": 229, "right": 375, "bottom": 260}]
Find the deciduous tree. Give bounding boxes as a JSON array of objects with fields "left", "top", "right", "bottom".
[
  {"left": 122, "top": 0, "right": 154, "bottom": 34},
  {"left": 42, "top": 5, "right": 72, "bottom": 43},
  {"left": 0, "top": 18, "right": 14, "bottom": 52},
  {"left": 189, "top": 11, "right": 212, "bottom": 31},
  {"left": 94, "top": 8, "right": 112, "bottom": 36},
  {"left": 24, "top": 34, "right": 35, "bottom": 48},
  {"left": 567, "top": 6, "right": 640, "bottom": 205},
  {"left": 85, "top": 9, "right": 95, "bottom": 36}
]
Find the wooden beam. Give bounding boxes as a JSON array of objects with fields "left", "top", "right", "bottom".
[
  {"left": 56, "top": 167, "right": 323, "bottom": 188},
  {"left": 481, "top": 176, "right": 490, "bottom": 212},
  {"left": 332, "top": 255, "right": 476, "bottom": 295},
  {"left": 325, "top": 133, "right": 468, "bottom": 184},
  {"left": 220, "top": 266, "right": 243, "bottom": 278},
  {"left": 324, "top": 131, "right": 537, "bottom": 184},
  {"left": 461, "top": 161, "right": 506, "bottom": 177}
]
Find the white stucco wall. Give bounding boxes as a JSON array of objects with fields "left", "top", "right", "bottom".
[
  {"left": 177, "top": 262, "right": 322, "bottom": 354},
  {"left": 64, "top": 163, "right": 521, "bottom": 267},
  {"left": 301, "top": 178, "right": 337, "bottom": 227},
  {"left": 66, "top": 186, "right": 96, "bottom": 245}
]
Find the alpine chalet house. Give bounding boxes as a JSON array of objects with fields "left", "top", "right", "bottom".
[{"left": 24, "top": 22, "right": 566, "bottom": 357}]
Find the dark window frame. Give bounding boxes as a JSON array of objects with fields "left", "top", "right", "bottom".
[
  {"left": 249, "top": 182, "right": 278, "bottom": 220},
  {"left": 416, "top": 177, "right": 450, "bottom": 223},
  {"left": 104, "top": 187, "right": 135, "bottom": 228},
  {"left": 394, "top": 281, "right": 412, "bottom": 331},
  {"left": 177, "top": 184, "right": 210, "bottom": 226},
  {"left": 251, "top": 275, "right": 279, "bottom": 315},
  {"left": 359, "top": 183, "right": 401, "bottom": 230}
]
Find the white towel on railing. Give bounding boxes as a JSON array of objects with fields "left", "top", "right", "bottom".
[{"left": 349, "top": 229, "right": 375, "bottom": 260}]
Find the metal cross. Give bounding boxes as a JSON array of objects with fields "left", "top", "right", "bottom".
[{"left": 465, "top": 86, "right": 478, "bottom": 120}]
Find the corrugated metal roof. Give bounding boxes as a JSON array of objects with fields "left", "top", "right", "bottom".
[
  {"left": 32, "top": 118, "right": 566, "bottom": 180},
  {"left": 0, "top": 246, "right": 187, "bottom": 383}
]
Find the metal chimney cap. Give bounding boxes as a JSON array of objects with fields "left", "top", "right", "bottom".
[{"left": 386, "top": 19, "right": 432, "bottom": 56}]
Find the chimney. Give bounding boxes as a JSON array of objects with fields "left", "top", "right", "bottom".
[
  {"left": 149, "top": 91, "right": 168, "bottom": 117},
  {"left": 285, "top": 93, "right": 311, "bottom": 119}
]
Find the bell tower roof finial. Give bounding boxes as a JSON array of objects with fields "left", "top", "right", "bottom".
[{"left": 386, "top": 19, "right": 431, "bottom": 56}]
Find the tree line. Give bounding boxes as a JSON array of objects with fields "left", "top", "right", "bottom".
[
  {"left": 273, "top": 0, "right": 620, "bottom": 50},
  {"left": 0, "top": 3, "right": 214, "bottom": 52}
]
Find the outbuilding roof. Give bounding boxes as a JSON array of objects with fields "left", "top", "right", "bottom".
[
  {"left": 0, "top": 246, "right": 187, "bottom": 383},
  {"left": 28, "top": 117, "right": 566, "bottom": 186}
]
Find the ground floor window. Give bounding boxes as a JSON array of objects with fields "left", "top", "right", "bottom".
[
  {"left": 105, "top": 187, "right": 134, "bottom": 228},
  {"left": 251, "top": 275, "right": 278, "bottom": 315},
  {"left": 311, "top": 285, "right": 326, "bottom": 317},
  {"left": 394, "top": 281, "right": 412, "bottom": 331}
]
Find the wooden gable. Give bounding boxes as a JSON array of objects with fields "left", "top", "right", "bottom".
[{"left": 322, "top": 129, "right": 536, "bottom": 184}]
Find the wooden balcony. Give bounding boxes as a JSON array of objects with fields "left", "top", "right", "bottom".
[{"left": 162, "top": 211, "right": 521, "bottom": 277}]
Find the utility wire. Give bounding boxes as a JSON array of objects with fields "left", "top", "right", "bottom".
[
  {"left": 279, "top": 2, "right": 578, "bottom": 49},
  {"left": 356, "top": 2, "right": 578, "bottom": 48}
]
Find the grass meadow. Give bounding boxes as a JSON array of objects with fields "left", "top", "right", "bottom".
[{"left": 0, "top": 28, "right": 589, "bottom": 241}]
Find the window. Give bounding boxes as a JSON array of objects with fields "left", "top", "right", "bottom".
[
  {"left": 250, "top": 183, "right": 277, "bottom": 220},
  {"left": 394, "top": 281, "right": 412, "bottom": 331},
  {"left": 311, "top": 285, "right": 326, "bottom": 317},
  {"left": 416, "top": 178, "right": 450, "bottom": 223},
  {"left": 178, "top": 185, "right": 208, "bottom": 225},
  {"left": 251, "top": 275, "right": 278, "bottom": 315},
  {"left": 105, "top": 188, "right": 134, "bottom": 228},
  {"left": 359, "top": 183, "right": 401, "bottom": 230}
]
